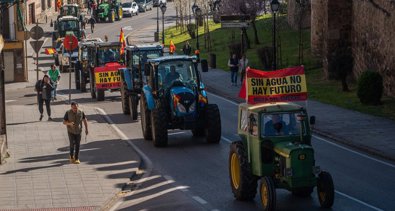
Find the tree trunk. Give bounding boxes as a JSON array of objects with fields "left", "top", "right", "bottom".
[
  {"left": 252, "top": 20, "right": 260, "bottom": 45},
  {"left": 341, "top": 77, "right": 349, "bottom": 92},
  {"left": 242, "top": 28, "right": 250, "bottom": 49}
]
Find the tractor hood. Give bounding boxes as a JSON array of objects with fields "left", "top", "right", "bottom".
[
  {"left": 170, "top": 86, "right": 196, "bottom": 115},
  {"left": 274, "top": 142, "right": 314, "bottom": 158}
]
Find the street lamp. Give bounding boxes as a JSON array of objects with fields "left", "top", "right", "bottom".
[
  {"left": 160, "top": 4, "right": 167, "bottom": 45},
  {"left": 194, "top": 7, "right": 202, "bottom": 50},
  {"left": 155, "top": 2, "right": 159, "bottom": 42},
  {"left": 270, "top": 0, "right": 280, "bottom": 70}
]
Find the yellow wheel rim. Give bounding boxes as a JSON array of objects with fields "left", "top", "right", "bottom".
[
  {"left": 319, "top": 191, "right": 326, "bottom": 201},
  {"left": 260, "top": 181, "right": 269, "bottom": 207},
  {"left": 119, "top": 9, "right": 123, "bottom": 18},
  {"left": 112, "top": 13, "right": 115, "bottom": 21},
  {"left": 230, "top": 153, "right": 240, "bottom": 189}
]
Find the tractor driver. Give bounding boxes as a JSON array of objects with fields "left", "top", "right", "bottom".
[
  {"left": 264, "top": 114, "right": 288, "bottom": 136},
  {"left": 104, "top": 49, "right": 116, "bottom": 62},
  {"left": 164, "top": 66, "right": 181, "bottom": 86}
]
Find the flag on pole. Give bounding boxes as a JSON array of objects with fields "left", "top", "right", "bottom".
[
  {"left": 44, "top": 48, "right": 57, "bottom": 55},
  {"left": 169, "top": 40, "right": 176, "bottom": 54},
  {"left": 119, "top": 28, "right": 126, "bottom": 55}
]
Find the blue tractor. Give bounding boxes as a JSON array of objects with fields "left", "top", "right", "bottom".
[
  {"left": 140, "top": 55, "right": 221, "bottom": 147},
  {"left": 118, "top": 43, "right": 164, "bottom": 120}
]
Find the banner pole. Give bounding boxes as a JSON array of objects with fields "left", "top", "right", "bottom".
[{"left": 245, "top": 67, "right": 248, "bottom": 103}]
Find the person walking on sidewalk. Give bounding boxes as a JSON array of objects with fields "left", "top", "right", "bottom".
[
  {"left": 228, "top": 53, "right": 239, "bottom": 86},
  {"left": 182, "top": 41, "right": 191, "bottom": 55},
  {"left": 239, "top": 54, "right": 249, "bottom": 85},
  {"left": 89, "top": 17, "right": 96, "bottom": 33},
  {"left": 63, "top": 102, "right": 89, "bottom": 164},
  {"left": 35, "top": 75, "right": 54, "bottom": 121},
  {"left": 48, "top": 64, "right": 61, "bottom": 101}
]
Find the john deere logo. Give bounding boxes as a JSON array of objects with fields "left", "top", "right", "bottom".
[{"left": 298, "top": 154, "right": 306, "bottom": 160}]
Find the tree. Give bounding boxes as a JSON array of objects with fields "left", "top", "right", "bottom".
[
  {"left": 328, "top": 42, "right": 354, "bottom": 92},
  {"left": 220, "top": 0, "right": 265, "bottom": 45}
]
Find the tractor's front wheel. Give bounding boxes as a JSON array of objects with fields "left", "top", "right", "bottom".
[
  {"left": 129, "top": 95, "right": 138, "bottom": 120},
  {"left": 151, "top": 103, "right": 168, "bottom": 147},
  {"left": 140, "top": 95, "right": 152, "bottom": 140},
  {"left": 229, "top": 141, "right": 257, "bottom": 200},
  {"left": 260, "top": 176, "right": 276, "bottom": 211},
  {"left": 317, "top": 171, "right": 334, "bottom": 208},
  {"left": 89, "top": 71, "right": 96, "bottom": 99},
  {"left": 110, "top": 11, "right": 115, "bottom": 22},
  {"left": 80, "top": 73, "right": 87, "bottom": 92},
  {"left": 205, "top": 104, "right": 221, "bottom": 143},
  {"left": 75, "top": 68, "right": 81, "bottom": 90},
  {"left": 121, "top": 84, "right": 130, "bottom": 114}
]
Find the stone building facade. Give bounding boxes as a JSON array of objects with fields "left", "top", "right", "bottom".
[{"left": 309, "top": 0, "right": 395, "bottom": 97}]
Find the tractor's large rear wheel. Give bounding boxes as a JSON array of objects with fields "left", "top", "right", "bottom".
[
  {"left": 260, "top": 176, "right": 276, "bottom": 211},
  {"left": 121, "top": 84, "right": 130, "bottom": 114},
  {"left": 151, "top": 103, "right": 168, "bottom": 147},
  {"left": 317, "top": 171, "right": 334, "bottom": 208},
  {"left": 205, "top": 104, "right": 221, "bottom": 143},
  {"left": 140, "top": 95, "right": 152, "bottom": 140},
  {"left": 89, "top": 71, "right": 96, "bottom": 99},
  {"left": 129, "top": 95, "right": 138, "bottom": 120},
  {"left": 75, "top": 68, "right": 81, "bottom": 90},
  {"left": 97, "top": 89, "right": 105, "bottom": 101},
  {"left": 229, "top": 141, "right": 257, "bottom": 200},
  {"left": 80, "top": 73, "right": 87, "bottom": 92}
]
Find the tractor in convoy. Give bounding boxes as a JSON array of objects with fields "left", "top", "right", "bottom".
[
  {"left": 52, "top": 15, "right": 85, "bottom": 71},
  {"left": 118, "top": 43, "right": 164, "bottom": 120},
  {"left": 95, "top": 0, "right": 123, "bottom": 23},
  {"left": 75, "top": 41, "right": 125, "bottom": 101},
  {"left": 139, "top": 55, "right": 221, "bottom": 147},
  {"left": 57, "top": 4, "right": 84, "bottom": 21},
  {"left": 229, "top": 102, "right": 334, "bottom": 210}
]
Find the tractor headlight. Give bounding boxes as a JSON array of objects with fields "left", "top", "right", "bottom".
[
  {"left": 284, "top": 168, "right": 293, "bottom": 177},
  {"left": 189, "top": 103, "right": 196, "bottom": 112},
  {"left": 312, "top": 166, "right": 321, "bottom": 175},
  {"left": 177, "top": 103, "right": 186, "bottom": 113}
]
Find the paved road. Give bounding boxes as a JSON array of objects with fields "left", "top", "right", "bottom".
[{"left": 18, "top": 3, "right": 395, "bottom": 210}]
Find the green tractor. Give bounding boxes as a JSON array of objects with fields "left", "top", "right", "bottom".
[
  {"left": 95, "top": 0, "right": 123, "bottom": 23},
  {"left": 229, "top": 102, "right": 334, "bottom": 210}
]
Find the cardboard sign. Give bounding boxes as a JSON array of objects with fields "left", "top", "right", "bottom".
[
  {"left": 94, "top": 67, "right": 122, "bottom": 89},
  {"left": 239, "top": 66, "right": 307, "bottom": 104}
]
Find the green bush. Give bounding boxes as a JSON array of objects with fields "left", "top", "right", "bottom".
[
  {"left": 257, "top": 46, "right": 274, "bottom": 70},
  {"left": 357, "top": 71, "right": 383, "bottom": 105}
]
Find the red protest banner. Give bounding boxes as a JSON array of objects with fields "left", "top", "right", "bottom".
[{"left": 239, "top": 66, "right": 307, "bottom": 104}]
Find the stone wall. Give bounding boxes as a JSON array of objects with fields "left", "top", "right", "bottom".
[
  {"left": 352, "top": 0, "right": 395, "bottom": 96},
  {"left": 310, "top": 0, "right": 394, "bottom": 96}
]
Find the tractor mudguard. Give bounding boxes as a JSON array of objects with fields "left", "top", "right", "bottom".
[
  {"left": 119, "top": 68, "right": 133, "bottom": 90},
  {"left": 143, "top": 86, "right": 155, "bottom": 110}
]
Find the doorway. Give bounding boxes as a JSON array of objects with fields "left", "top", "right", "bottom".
[{"left": 29, "top": 3, "right": 35, "bottom": 24}]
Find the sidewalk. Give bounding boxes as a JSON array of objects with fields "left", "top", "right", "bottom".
[
  {"left": 0, "top": 103, "right": 140, "bottom": 209},
  {"left": 201, "top": 68, "right": 395, "bottom": 162}
]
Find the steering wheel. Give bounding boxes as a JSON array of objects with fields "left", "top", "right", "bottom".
[{"left": 169, "top": 80, "right": 185, "bottom": 88}]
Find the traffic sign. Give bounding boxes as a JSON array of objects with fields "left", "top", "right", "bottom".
[
  {"left": 221, "top": 22, "right": 250, "bottom": 28},
  {"left": 63, "top": 35, "right": 78, "bottom": 51},
  {"left": 30, "top": 40, "right": 45, "bottom": 54},
  {"left": 30, "top": 25, "right": 44, "bottom": 40}
]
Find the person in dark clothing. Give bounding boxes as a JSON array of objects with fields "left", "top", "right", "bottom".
[
  {"left": 89, "top": 17, "right": 96, "bottom": 33},
  {"left": 35, "top": 75, "right": 54, "bottom": 121},
  {"left": 182, "top": 41, "right": 192, "bottom": 55},
  {"left": 63, "top": 102, "right": 89, "bottom": 164},
  {"left": 228, "top": 53, "right": 239, "bottom": 86},
  {"left": 165, "top": 66, "right": 181, "bottom": 86}
]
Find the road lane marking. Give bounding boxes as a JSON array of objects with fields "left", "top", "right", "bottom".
[
  {"left": 335, "top": 190, "right": 384, "bottom": 211},
  {"left": 313, "top": 135, "right": 395, "bottom": 169},
  {"left": 5, "top": 100, "right": 16, "bottom": 103},
  {"left": 209, "top": 91, "right": 395, "bottom": 169},
  {"left": 221, "top": 136, "right": 232, "bottom": 144},
  {"left": 168, "top": 131, "right": 185, "bottom": 136},
  {"left": 192, "top": 196, "right": 208, "bottom": 205}
]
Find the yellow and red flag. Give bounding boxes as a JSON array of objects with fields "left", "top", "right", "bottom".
[
  {"left": 57, "top": 0, "right": 62, "bottom": 9},
  {"left": 45, "top": 48, "right": 57, "bottom": 55},
  {"left": 169, "top": 40, "right": 176, "bottom": 54},
  {"left": 239, "top": 66, "right": 308, "bottom": 104},
  {"left": 119, "top": 28, "right": 126, "bottom": 55}
]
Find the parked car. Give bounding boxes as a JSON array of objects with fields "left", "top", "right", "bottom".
[
  {"left": 136, "top": 0, "right": 152, "bottom": 12},
  {"left": 153, "top": 0, "right": 166, "bottom": 7},
  {"left": 122, "top": 1, "right": 139, "bottom": 17}
]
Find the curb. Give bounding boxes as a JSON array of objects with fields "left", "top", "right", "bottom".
[
  {"left": 94, "top": 108, "right": 153, "bottom": 211},
  {"left": 205, "top": 83, "right": 395, "bottom": 164}
]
